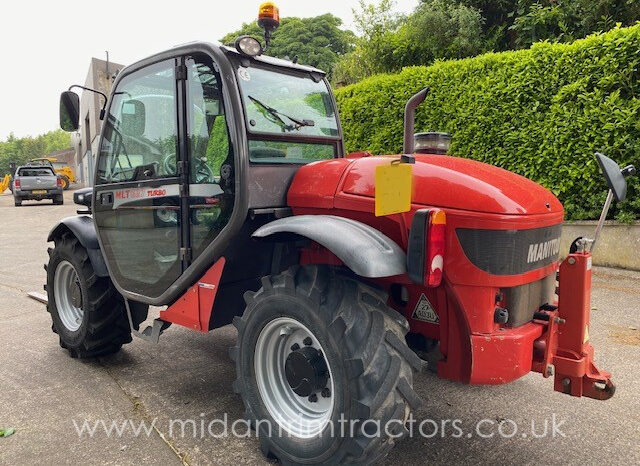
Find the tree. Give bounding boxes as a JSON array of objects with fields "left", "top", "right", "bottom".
[
  {"left": 0, "top": 130, "right": 71, "bottom": 176},
  {"left": 333, "top": 0, "right": 485, "bottom": 86},
  {"left": 511, "top": 0, "right": 640, "bottom": 48},
  {"left": 393, "top": 0, "right": 485, "bottom": 63},
  {"left": 221, "top": 14, "right": 356, "bottom": 76},
  {"left": 333, "top": 0, "right": 404, "bottom": 85}
]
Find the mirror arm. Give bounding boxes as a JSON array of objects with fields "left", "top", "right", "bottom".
[
  {"left": 589, "top": 189, "right": 614, "bottom": 254},
  {"left": 68, "top": 85, "right": 109, "bottom": 120}
]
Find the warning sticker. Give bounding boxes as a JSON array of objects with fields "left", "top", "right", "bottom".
[{"left": 412, "top": 293, "right": 439, "bottom": 324}]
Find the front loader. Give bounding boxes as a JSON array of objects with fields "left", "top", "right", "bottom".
[{"left": 45, "top": 2, "right": 634, "bottom": 464}]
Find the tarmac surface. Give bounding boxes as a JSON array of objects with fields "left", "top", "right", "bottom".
[{"left": 0, "top": 189, "right": 639, "bottom": 465}]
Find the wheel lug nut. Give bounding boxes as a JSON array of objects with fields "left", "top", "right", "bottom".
[
  {"left": 321, "top": 388, "right": 331, "bottom": 398},
  {"left": 290, "top": 343, "right": 300, "bottom": 351},
  {"left": 308, "top": 394, "right": 318, "bottom": 403},
  {"left": 303, "top": 337, "right": 313, "bottom": 346}
]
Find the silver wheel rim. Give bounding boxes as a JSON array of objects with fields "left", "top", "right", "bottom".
[
  {"left": 254, "top": 317, "right": 335, "bottom": 438},
  {"left": 54, "top": 260, "right": 84, "bottom": 331}
]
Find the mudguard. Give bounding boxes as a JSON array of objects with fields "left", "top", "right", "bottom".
[
  {"left": 47, "top": 216, "right": 109, "bottom": 277},
  {"left": 253, "top": 215, "right": 406, "bottom": 278}
]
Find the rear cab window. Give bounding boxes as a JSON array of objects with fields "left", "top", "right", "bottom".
[{"left": 18, "top": 168, "right": 55, "bottom": 177}]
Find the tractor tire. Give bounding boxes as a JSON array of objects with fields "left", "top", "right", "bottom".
[
  {"left": 60, "top": 175, "right": 70, "bottom": 190},
  {"left": 14, "top": 198, "right": 21, "bottom": 207},
  {"left": 231, "top": 265, "right": 424, "bottom": 466},
  {"left": 45, "top": 232, "right": 147, "bottom": 358},
  {"left": 53, "top": 194, "right": 64, "bottom": 205}
]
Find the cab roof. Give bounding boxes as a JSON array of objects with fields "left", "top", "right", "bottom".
[
  {"left": 219, "top": 43, "right": 326, "bottom": 75},
  {"left": 115, "top": 41, "right": 326, "bottom": 93}
]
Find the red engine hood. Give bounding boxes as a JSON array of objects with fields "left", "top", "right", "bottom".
[{"left": 289, "top": 154, "right": 563, "bottom": 216}]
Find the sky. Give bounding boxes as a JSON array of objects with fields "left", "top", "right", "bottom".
[{"left": 0, "top": 0, "right": 417, "bottom": 140}]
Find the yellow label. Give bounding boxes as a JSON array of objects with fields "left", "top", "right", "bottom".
[{"left": 375, "top": 162, "right": 412, "bottom": 217}]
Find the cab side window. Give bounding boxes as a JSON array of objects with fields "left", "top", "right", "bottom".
[
  {"left": 185, "top": 56, "right": 235, "bottom": 260},
  {"left": 186, "top": 57, "right": 230, "bottom": 184},
  {"left": 97, "top": 60, "right": 178, "bottom": 184}
]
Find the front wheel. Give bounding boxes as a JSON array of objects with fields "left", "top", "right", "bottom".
[
  {"left": 60, "top": 176, "right": 70, "bottom": 190},
  {"left": 46, "top": 233, "right": 147, "bottom": 358},
  {"left": 231, "top": 265, "right": 424, "bottom": 465}
]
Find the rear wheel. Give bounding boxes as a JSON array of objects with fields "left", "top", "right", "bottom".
[
  {"left": 53, "top": 194, "right": 64, "bottom": 205},
  {"left": 46, "top": 233, "right": 147, "bottom": 358},
  {"left": 60, "top": 176, "right": 70, "bottom": 190},
  {"left": 14, "top": 198, "right": 21, "bottom": 207},
  {"left": 231, "top": 265, "right": 424, "bottom": 465}
]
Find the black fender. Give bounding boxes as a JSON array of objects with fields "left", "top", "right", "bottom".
[
  {"left": 47, "top": 216, "right": 109, "bottom": 277},
  {"left": 252, "top": 215, "right": 407, "bottom": 278}
]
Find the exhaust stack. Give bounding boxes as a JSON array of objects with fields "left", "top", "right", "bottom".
[{"left": 403, "top": 87, "right": 429, "bottom": 154}]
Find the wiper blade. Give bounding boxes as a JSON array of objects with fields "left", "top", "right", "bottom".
[{"left": 248, "top": 95, "right": 315, "bottom": 131}]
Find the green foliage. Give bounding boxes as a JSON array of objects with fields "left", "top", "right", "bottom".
[
  {"left": 511, "top": 0, "right": 640, "bottom": 49},
  {"left": 221, "top": 14, "right": 355, "bottom": 76},
  {"left": 333, "top": 0, "right": 640, "bottom": 86},
  {"left": 205, "top": 116, "right": 230, "bottom": 175},
  {"left": 0, "top": 130, "right": 72, "bottom": 176},
  {"left": 335, "top": 25, "right": 640, "bottom": 221},
  {"left": 334, "top": 0, "right": 485, "bottom": 85}
]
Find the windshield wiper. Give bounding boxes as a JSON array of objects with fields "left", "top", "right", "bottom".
[{"left": 248, "top": 95, "right": 315, "bottom": 132}]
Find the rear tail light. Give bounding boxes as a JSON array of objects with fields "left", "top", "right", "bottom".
[
  {"left": 426, "top": 210, "right": 446, "bottom": 287},
  {"left": 14, "top": 178, "right": 20, "bottom": 188},
  {"left": 407, "top": 208, "right": 446, "bottom": 287},
  {"left": 56, "top": 177, "right": 63, "bottom": 188}
]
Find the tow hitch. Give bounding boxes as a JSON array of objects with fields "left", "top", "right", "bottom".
[
  {"left": 533, "top": 152, "right": 636, "bottom": 400},
  {"left": 533, "top": 252, "right": 614, "bottom": 400}
]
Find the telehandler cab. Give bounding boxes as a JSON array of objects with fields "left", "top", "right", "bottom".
[{"left": 48, "top": 2, "right": 635, "bottom": 464}]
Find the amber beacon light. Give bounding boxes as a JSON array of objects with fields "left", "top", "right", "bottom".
[{"left": 257, "top": 2, "right": 280, "bottom": 50}]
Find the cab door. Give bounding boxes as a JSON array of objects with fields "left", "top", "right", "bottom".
[
  {"left": 93, "top": 54, "right": 235, "bottom": 301},
  {"left": 93, "top": 58, "right": 184, "bottom": 299}
]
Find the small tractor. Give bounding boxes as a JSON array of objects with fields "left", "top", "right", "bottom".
[
  {"left": 48, "top": 2, "right": 635, "bottom": 464},
  {"left": 29, "top": 157, "right": 75, "bottom": 190}
]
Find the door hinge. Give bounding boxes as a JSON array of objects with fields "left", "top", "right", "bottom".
[
  {"left": 175, "top": 64, "right": 187, "bottom": 81},
  {"left": 179, "top": 247, "right": 192, "bottom": 262}
]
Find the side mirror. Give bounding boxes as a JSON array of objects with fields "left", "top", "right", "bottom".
[
  {"left": 60, "top": 91, "right": 80, "bottom": 131},
  {"left": 595, "top": 152, "right": 635, "bottom": 202},
  {"left": 121, "top": 99, "right": 146, "bottom": 137}
]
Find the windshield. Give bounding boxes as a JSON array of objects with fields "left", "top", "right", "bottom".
[{"left": 237, "top": 65, "right": 339, "bottom": 138}]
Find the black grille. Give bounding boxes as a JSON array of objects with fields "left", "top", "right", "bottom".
[{"left": 456, "top": 224, "right": 562, "bottom": 275}]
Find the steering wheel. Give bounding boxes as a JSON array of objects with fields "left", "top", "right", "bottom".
[
  {"left": 163, "top": 153, "right": 178, "bottom": 176},
  {"left": 162, "top": 153, "right": 215, "bottom": 183}
]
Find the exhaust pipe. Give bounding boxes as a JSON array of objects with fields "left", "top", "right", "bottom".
[{"left": 403, "top": 87, "right": 430, "bottom": 154}]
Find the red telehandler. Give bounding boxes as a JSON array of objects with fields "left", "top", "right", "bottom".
[{"left": 48, "top": 2, "right": 635, "bottom": 464}]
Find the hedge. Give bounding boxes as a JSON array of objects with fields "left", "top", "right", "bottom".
[{"left": 334, "top": 25, "right": 640, "bottom": 221}]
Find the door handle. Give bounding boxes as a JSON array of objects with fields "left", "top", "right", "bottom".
[{"left": 100, "top": 192, "right": 114, "bottom": 206}]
